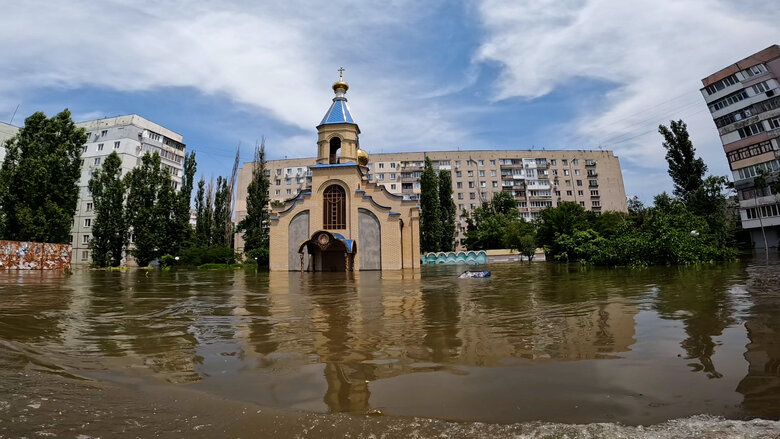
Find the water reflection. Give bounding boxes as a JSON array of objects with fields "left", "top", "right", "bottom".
[
  {"left": 737, "top": 261, "right": 780, "bottom": 418},
  {"left": 1, "top": 259, "right": 779, "bottom": 421}
]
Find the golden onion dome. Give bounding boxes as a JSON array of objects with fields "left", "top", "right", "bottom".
[
  {"left": 357, "top": 148, "right": 369, "bottom": 166},
  {"left": 332, "top": 80, "right": 349, "bottom": 93}
]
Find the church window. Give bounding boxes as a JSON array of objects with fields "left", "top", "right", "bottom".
[{"left": 323, "top": 185, "right": 346, "bottom": 229}]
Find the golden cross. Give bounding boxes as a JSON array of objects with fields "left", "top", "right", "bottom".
[{"left": 338, "top": 67, "right": 345, "bottom": 80}]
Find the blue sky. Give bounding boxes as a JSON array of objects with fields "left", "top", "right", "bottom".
[{"left": 1, "top": 0, "right": 778, "bottom": 202}]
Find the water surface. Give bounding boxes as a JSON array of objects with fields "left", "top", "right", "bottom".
[{"left": 1, "top": 259, "right": 779, "bottom": 437}]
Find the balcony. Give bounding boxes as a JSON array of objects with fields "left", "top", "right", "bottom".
[
  {"left": 585, "top": 160, "right": 597, "bottom": 167},
  {"left": 586, "top": 172, "right": 598, "bottom": 178}
]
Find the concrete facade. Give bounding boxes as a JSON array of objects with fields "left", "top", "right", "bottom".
[
  {"left": 700, "top": 44, "right": 780, "bottom": 249},
  {"left": 238, "top": 149, "right": 626, "bottom": 250},
  {"left": 71, "top": 115, "right": 186, "bottom": 264},
  {"left": 0, "top": 121, "right": 20, "bottom": 164}
]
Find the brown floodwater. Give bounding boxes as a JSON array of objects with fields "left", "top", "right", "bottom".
[{"left": 1, "top": 259, "right": 780, "bottom": 438}]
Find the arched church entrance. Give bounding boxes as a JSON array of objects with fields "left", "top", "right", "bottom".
[{"left": 298, "top": 231, "right": 355, "bottom": 272}]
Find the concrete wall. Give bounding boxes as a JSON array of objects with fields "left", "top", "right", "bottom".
[{"left": 0, "top": 240, "right": 72, "bottom": 270}]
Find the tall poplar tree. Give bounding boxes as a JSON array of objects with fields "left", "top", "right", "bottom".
[
  {"left": 172, "top": 151, "right": 196, "bottom": 250},
  {"left": 125, "top": 152, "right": 169, "bottom": 266},
  {"left": 194, "top": 178, "right": 211, "bottom": 246},
  {"left": 659, "top": 120, "right": 707, "bottom": 199},
  {"left": 419, "top": 156, "right": 442, "bottom": 253},
  {"left": 212, "top": 176, "right": 230, "bottom": 247},
  {"left": 438, "top": 169, "right": 456, "bottom": 252},
  {"left": 0, "top": 110, "right": 86, "bottom": 243},
  {"left": 88, "top": 151, "right": 127, "bottom": 267},
  {"left": 238, "top": 139, "right": 271, "bottom": 254}
]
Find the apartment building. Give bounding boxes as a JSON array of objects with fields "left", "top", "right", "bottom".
[
  {"left": 0, "top": 121, "right": 20, "bottom": 164},
  {"left": 71, "top": 115, "right": 186, "bottom": 264},
  {"left": 700, "top": 44, "right": 780, "bottom": 249},
  {"left": 236, "top": 149, "right": 626, "bottom": 250}
]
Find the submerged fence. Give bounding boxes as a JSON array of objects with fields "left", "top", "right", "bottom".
[{"left": 0, "top": 240, "right": 72, "bottom": 270}]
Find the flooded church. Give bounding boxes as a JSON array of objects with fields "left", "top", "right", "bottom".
[{"left": 268, "top": 73, "right": 420, "bottom": 271}]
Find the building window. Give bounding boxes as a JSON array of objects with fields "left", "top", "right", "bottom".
[
  {"left": 286, "top": 178, "right": 292, "bottom": 185},
  {"left": 458, "top": 204, "right": 465, "bottom": 210},
  {"left": 82, "top": 234, "right": 90, "bottom": 244},
  {"left": 390, "top": 184, "right": 396, "bottom": 190},
  {"left": 469, "top": 182, "right": 474, "bottom": 188},
  {"left": 478, "top": 160, "right": 484, "bottom": 166},
  {"left": 323, "top": 184, "right": 346, "bottom": 229},
  {"left": 81, "top": 251, "right": 88, "bottom": 261},
  {"left": 490, "top": 160, "right": 496, "bottom": 166},
  {"left": 468, "top": 170, "right": 473, "bottom": 177},
  {"left": 592, "top": 201, "right": 601, "bottom": 207},
  {"left": 86, "top": 202, "right": 93, "bottom": 212},
  {"left": 491, "top": 170, "right": 497, "bottom": 177},
  {"left": 84, "top": 218, "right": 91, "bottom": 227},
  {"left": 101, "top": 130, "right": 108, "bottom": 136},
  {"left": 113, "top": 141, "right": 120, "bottom": 149},
  {"left": 480, "top": 181, "right": 486, "bottom": 187},
  {"left": 456, "top": 171, "right": 462, "bottom": 177},
  {"left": 566, "top": 190, "right": 573, "bottom": 196},
  {"left": 391, "top": 162, "right": 396, "bottom": 168},
  {"left": 82, "top": 145, "right": 88, "bottom": 153},
  {"left": 591, "top": 190, "right": 599, "bottom": 196},
  {"left": 286, "top": 189, "right": 291, "bottom": 195},
  {"left": 564, "top": 169, "right": 570, "bottom": 176},
  {"left": 377, "top": 174, "right": 384, "bottom": 180},
  {"left": 390, "top": 173, "right": 396, "bottom": 180},
  {"left": 492, "top": 181, "right": 498, "bottom": 187},
  {"left": 574, "top": 169, "right": 581, "bottom": 175},
  {"left": 562, "top": 160, "right": 568, "bottom": 166},
  {"left": 69, "top": 235, "right": 73, "bottom": 243},
  {"left": 457, "top": 182, "right": 462, "bottom": 188},
  {"left": 576, "top": 180, "right": 583, "bottom": 186},
  {"left": 94, "top": 157, "right": 101, "bottom": 165},
  {"left": 550, "top": 160, "right": 557, "bottom": 166},
  {"left": 469, "top": 193, "right": 475, "bottom": 199},
  {"left": 578, "top": 190, "right": 584, "bottom": 196},
  {"left": 275, "top": 189, "right": 280, "bottom": 195},
  {"left": 379, "top": 163, "right": 384, "bottom": 169},
  {"left": 458, "top": 193, "right": 464, "bottom": 199},
  {"left": 97, "top": 143, "right": 104, "bottom": 151},
  {"left": 737, "top": 122, "right": 765, "bottom": 139}
]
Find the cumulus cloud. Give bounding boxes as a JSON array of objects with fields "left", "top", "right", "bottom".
[
  {"left": 474, "top": 0, "right": 780, "bottom": 198},
  {"left": 0, "top": 0, "right": 469, "bottom": 158}
]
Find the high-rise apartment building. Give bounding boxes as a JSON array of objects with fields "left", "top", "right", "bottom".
[
  {"left": 0, "top": 121, "right": 19, "bottom": 164},
  {"left": 700, "top": 44, "right": 780, "bottom": 249},
  {"left": 71, "top": 115, "right": 186, "bottom": 264},
  {"left": 236, "top": 149, "right": 626, "bottom": 250}
]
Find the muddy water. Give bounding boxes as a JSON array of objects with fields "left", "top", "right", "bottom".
[{"left": 1, "top": 260, "right": 780, "bottom": 438}]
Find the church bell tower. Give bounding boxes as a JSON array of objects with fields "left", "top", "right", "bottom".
[{"left": 316, "top": 68, "right": 362, "bottom": 165}]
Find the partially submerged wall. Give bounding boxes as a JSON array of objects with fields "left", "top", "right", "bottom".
[{"left": 0, "top": 240, "right": 72, "bottom": 270}]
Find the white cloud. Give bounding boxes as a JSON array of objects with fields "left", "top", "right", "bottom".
[
  {"left": 474, "top": 0, "right": 780, "bottom": 200},
  {"left": 0, "top": 0, "right": 468, "bottom": 157}
]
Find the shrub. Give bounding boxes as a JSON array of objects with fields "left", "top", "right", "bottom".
[{"left": 246, "top": 248, "right": 269, "bottom": 267}]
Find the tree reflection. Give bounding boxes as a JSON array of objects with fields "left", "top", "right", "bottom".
[{"left": 653, "top": 264, "right": 741, "bottom": 379}]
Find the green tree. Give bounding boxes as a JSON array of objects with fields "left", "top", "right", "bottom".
[
  {"left": 464, "top": 194, "right": 520, "bottom": 250},
  {"left": 0, "top": 110, "right": 86, "bottom": 243},
  {"left": 212, "top": 176, "right": 230, "bottom": 247},
  {"left": 659, "top": 120, "right": 707, "bottom": 199},
  {"left": 87, "top": 151, "right": 127, "bottom": 267},
  {"left": 194, "top": 178, "right": 212, "bottom": 246},
  {"left": 490, "top": 190, "right": 516, "bottom": 215},
  {"left": 172, "top": 151, "right": 197, "bottom": 251},
  {"left": 503, "top": 220, "right": 537, "bottom": 263},
  {"left": 536, "top": 201, "right": 589, "bottom": 252},
  {"left": 238, "top": 140, "right": 271, "bottom": 254},
  {"left": 125, "top": 152, "right": 170, "bottom": 266},
  {"left": 419, "top": 156, "right": 441, "bottom": 253},
  {"left": 438, "top": 169, "right": 456, "bottom": 252}
]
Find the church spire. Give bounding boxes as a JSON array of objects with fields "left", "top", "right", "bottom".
[{"left": 320, "top": 68, "right": 356, "bottom": 125}]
